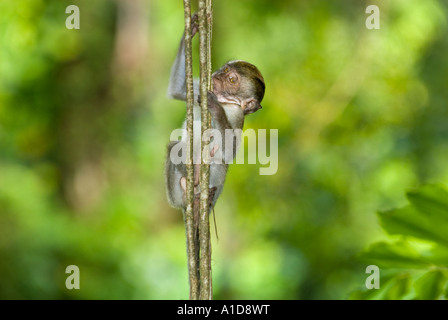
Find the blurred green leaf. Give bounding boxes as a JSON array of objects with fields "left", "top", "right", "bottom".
[
  {"left": 357, "top": 184, "right": 448, "bottom": 300},
  {"left": 359, "top": 241, "right": 429, "bottom": 269},
  {"left": 414, "top": 271, "right": 446, "bottom": 300},
  {"left": 383, "top": 274, "right": 412, "bottom": 300},
  {"left": 349, "top": 287, "right": 382, "bottom": 300},
  {"left": 423, "top": 245, "right": 448, "bottom": 266},
  {"left": 379, "top": 205, "right": 448, "bottom": 247},
  {"left": 349, "top": 271, "right": 397, "bottom": 300},
  {"left": 407, "top": 184, "right": 448, "bottom": 222}
]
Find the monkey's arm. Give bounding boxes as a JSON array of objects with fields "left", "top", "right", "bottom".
[
  {"left": 167, "top": 16, "right": 199, "bottom": 102},
  {"left": 206, "top": 91, "right": 243, "bottom": 161},
  {"left": 206, "top": 92, "right": 233, "bottom": 131}
]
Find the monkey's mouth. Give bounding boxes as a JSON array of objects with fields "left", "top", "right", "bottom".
[{"left": 216, "top": 94, "right": 241, "bottom": 106}]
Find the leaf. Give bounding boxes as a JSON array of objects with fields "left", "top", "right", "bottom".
[
  {"left": 422, "top": 244, "right": 448, "bottom": 266},
  {"left": 414, "top": 270, "right": 446, "bottom": 300},
  {"left": 445, "top": 281, "right": 448, "bottom": 299},
  {"left": 349, "top": 271, "right": 397, "bottom": 300},
  {"left": 407, "top": 184, "right": 448, "bottom": 222},
  {"left": 358, "top": 185, "right": 448, "bottom": 300},
  {"left": 359, "top": 241, "right": 430, "bottom": 269},
  {"left": 378, "top": 205, "right": 448, "bottom": 247},
  {"left": 383, "top": 274, "right": 411, "bottom": 300},
  {"left": 349, "top": 288, "right": 382, "bottom": 300}
]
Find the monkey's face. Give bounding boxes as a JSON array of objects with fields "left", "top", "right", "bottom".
[
  {"left": 212, "top": 61, "right": 265, "bottom": 115},
  {"left": 212, "top": 65, "right": 240, "bottom": 97}
]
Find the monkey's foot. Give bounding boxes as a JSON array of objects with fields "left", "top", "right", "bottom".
[
  {"left": 191, "top": 13, "right": 199, "bottom": 36},
  {"left": 193, "top": 186, "right": 218, "bottom": 212},
  {"left": 208, "top": 187, "right": 217, "bottom": 208},
  {"left": 210, "top": 144, "right": 219, "bottom": 158},
  {"left": 180, "top": 177, "right": 187, "bottom": 192},
  {"left": 180, "top": 176, "right": 215, "bottom": 202}
]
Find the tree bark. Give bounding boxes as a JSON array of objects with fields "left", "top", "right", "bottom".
[
  {"left": 182, "top": 0, "right": 213, "bottom": 301},
  {"left": 198, "top": 0, "right": 213, "bottom": 300},
  {"left": 183, "top": 0, "right": 199, "bottom": 301}
]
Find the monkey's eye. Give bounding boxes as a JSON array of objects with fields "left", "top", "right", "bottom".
[
  {"left": 229, "top": 76, "right": 236, "bottom": 84},
  {"left": 223, "top": 67, "right": 229, "bottom": 73}
]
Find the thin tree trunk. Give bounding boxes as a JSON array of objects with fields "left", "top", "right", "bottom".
[
  {"left": 183, "top": 0, "right": 199, "bottom": 301},
  {"left": 198, "top": 0, "right": 213, "bottom": 300}
]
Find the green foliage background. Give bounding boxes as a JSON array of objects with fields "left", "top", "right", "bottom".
[
  {"left": 0, "top": 0, "right": 447, "bottom": 299},
  {"left": 353, "top": 184, "right": 448, "bottom": 299}
]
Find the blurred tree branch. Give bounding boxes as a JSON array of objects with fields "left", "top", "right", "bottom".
[
  {"left": 198, "top": 0, "right": 213, "bottom": 300},
  {"left": 183, "top": 0, "right": 200, "bottom": 301}
]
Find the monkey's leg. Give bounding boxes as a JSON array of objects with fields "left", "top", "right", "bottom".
[
  {"left": 191, "top": 13, "right": 199, "bottom": 36},
  {"left": 180, "top": 176, "right": 187, "bottom": 194},
  {"left": 193, "top": 145, "right": 218, "bottom": 191},
  {"left": 193, "top": 187, "right": 217, "bottom": 212},
  {"left": 181, "top": 178, "right": 215, "bottom": 227},
  {"left": 210, "top": 144, "right": 219, "bottom": 158},
  {"left": 193, "top": 163, "right": 202, "bottom": 195},
  {"left": 165, "top": 141, "right": 187, "bottom": 209}
]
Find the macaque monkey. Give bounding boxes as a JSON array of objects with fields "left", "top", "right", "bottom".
[{"left": 165, "top": 14, "right": 265, "bottom": 215}]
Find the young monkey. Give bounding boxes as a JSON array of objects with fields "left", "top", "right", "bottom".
[{"left": 165, "top": 14, "right": 265, "bottom": 214}]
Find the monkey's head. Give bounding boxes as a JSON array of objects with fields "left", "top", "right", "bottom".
[{"left": 212, "top": 60, "right": 265, "bottom": 115}]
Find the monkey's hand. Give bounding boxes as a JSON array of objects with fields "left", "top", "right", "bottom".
[
  {"left": 206, "top": 90, "right": 221, "bottom": 110},
  {"left": 194, "top": 186, "right": 218, "bottom": 212},
  {"left": 198, "top": 91, "right": 224, "bottom": 115},
  {"left": 191, "top": 13, "right": 199, "bottom": 37},
  {"left": 207, "top": 91, "right": 227, "bottom": 120}
]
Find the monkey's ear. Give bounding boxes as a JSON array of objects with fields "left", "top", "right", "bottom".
[{"left": 243, "top": 98, "right": 262, "bottom": 115}]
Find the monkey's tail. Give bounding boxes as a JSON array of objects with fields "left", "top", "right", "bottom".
[{"left": 212, "top": 207, "right": 219, "bottom": 241}]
